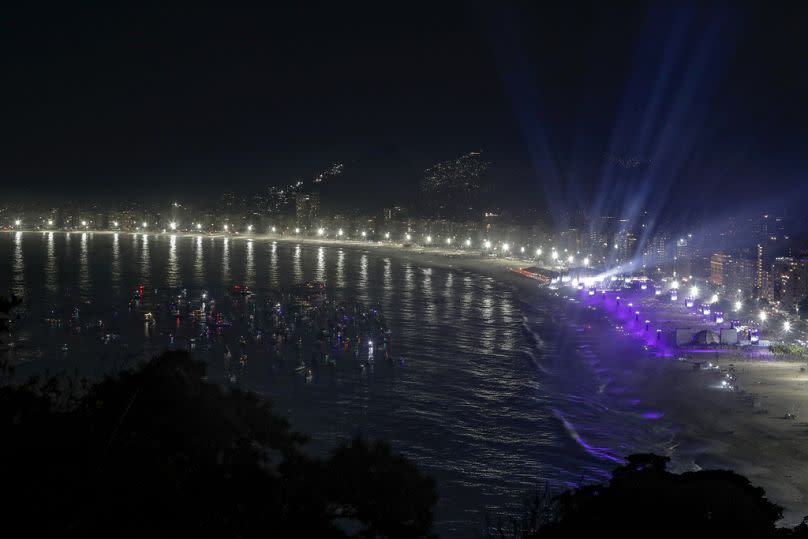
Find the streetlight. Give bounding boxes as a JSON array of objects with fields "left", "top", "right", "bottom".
[
  {"left": 502, "top": 243, "right": 510, "bottom": 252},
  {"left": 112, "top": 221, "right": 118, "bottom": 228},
  {"left": 567, "top": 255, "right": 574, "bottom": 264},
  {"left": 446, "top": 237, "right": 452, "bottom": 245},
  {"left": 520, "top": 246, "right": 525, "bottom": 253},
  {"left": 465, "top": 238, "right": 471, "bottom": 247},
  {"left": 384, "top": 232, "right": 390, "bottom": 239},
  {"left": 317, "top": 227, "right": 324, "bottom": 236},
  {"left": 784, "top": 320, "right": 792, "bottom": 332},
  {"left": 536, "top": 248, "right": 542, "bottom": 256},
  {"left": 247, "top": 224, "right": 253, "bottom": 232},
  {"left": 142, "top": 222, "right": 148, "bottom": 228},
  {"left": 759, "top": 310, "right": 767, "bottom": 322},
  {"left": 81, "top": 220, "right": 88, "bottom": 228},
  {"left": 295, "top": 227, "right": 300, "bottom": 234},
  {"left": 583, "top": 257, "right": 589, "bottom": 266},
  {"left": 483, "top": 240, "right": 491, "bottom": 249},
  {"left": 690, "top": 286, "right": 699, "bottom": 298},
  {"left": 47, "top": 219, "right": 53, "bottom": 226},
  {"left": 170, "top": 222, "right": 177, "bottom": 231},
  {"left": 223, "top": 224, "right": 229, "bottom": 231},
  {"left": 338, "top": 228, "right": 344, "bottom": 237},
  {"left": 271, "top": 226, "right": 276, "bottom": 233},
  {"left": 196, "top": 223, "right": 202, "bottom": 230},
  {"left": 14, "top": 219, "right": 21, "bottom": 227},
  {"left": 361, "top": 231, "right": 367, "bottom": 238},
  {"left": 734, "top": 300, "right": 742, "bottom": 311},
  {"left": 551, "top": 251, "right": 559, "bottom": 260},
  {"left": 425, "top": 235, "right": 432, "bottom": 244}
]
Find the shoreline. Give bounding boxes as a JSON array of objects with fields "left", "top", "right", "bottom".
[
  {"left": 6, "top": 229, "right": 808, "bottom": 524},
  {"left": 554, "top": 282, "right": 808, "bottom": 526},
  {"left": 4, "top": 228, "right": 534, "bottom": 277}
]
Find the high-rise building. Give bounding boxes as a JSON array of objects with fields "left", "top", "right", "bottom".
[
  {"left": 772, "top": 257, "right": 808, "bottom": 308},
  {"left": 295, "top": 192, "right": 319, "bottom": 228},
  {"left": 755, "top": 243, "right": 766, "bottom": 297},
  {"left": 642, "top": 232, "right": 669, "bottom": 268},
  {"left": 674, "top": 237, "right": 692, "bottom": 278},
  {"left": 710, "top": 253, "right": 731, "bottom": 286},
  {"left": 613, "top": 229, "right": 637, "bottom": 266},
  {"left": 560, "top": 228, "right": 582, "bottom": 253},
  {"left": 383, "top": 206, "right": 408, "bottom": 223},
  {"left": 725, "top": 257, "right": 756, "bottom": 297}
]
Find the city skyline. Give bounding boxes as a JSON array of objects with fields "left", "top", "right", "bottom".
[{"left": 3, "top": 3, "right": 806, "bottom": 223}]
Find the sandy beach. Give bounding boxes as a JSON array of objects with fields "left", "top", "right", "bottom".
[
  {"left": 10, "top": 229, "right": 808, "bottom": 525},
  {"left": 670, "top": 355, "right": 808, "bottom": 525},
  {"left": 547, "top": 279, "right": 808, "bottom": 526}
]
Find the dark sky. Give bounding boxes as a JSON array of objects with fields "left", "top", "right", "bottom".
[{"left": 3, "top": 3, "right": 806, "bottom": 216}]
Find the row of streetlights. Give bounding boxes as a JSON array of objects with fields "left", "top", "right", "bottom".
[
  {"left": 669, "top": 279, "right": 799, "bottom": 336},
  {"left": 7, "top": 220, "right": 589, "bottom": 266}
]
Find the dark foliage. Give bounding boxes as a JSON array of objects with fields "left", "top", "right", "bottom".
[
  {"left": 0, "top": 294, "right": 21, "bottom": 343},
  {"left": 0, "top": 351, "right": 436, "bottom": 538},
  {"left": 489, "top": 454, "right": 808, "bottom": 538}
]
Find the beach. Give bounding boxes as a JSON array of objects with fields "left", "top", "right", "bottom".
[
  {"left": 543, "top": 276, "right": 808, "bottom": 526},
  {"left": 6, "top": 229, "right": 808, "bottom": 526}
]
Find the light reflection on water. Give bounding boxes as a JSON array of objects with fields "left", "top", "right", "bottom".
[
  {"left": 245, "top": 240, "right": 255, "bottom": 288},
  {"left": 221, "top": 237, "right": 230, "bottom": 283},
  {"left": 111, "top": 233, "right": 121, "bottom": 295},
  {"left": 11, "top": 231, "right": 24, "bottom": 297},
  {"left": 139, "top": 234, "right": 150, "bottom": 285},
  {"left": 293, "top": 244, "right": 302, "bottom": 282},
  {"left": 46, "top": 232, "right": 57, "bottom": 294},
  {"left": 0, "top": 231, "right": 675, "bottom": 537},
  {"left": 79, "top": 233, "right": 91, "bottom": 300},
  {"left": 194, "top": 236, "right": 204, "bottom": 286},
  {"left": 167, "top": 235, "right": 179, "bottom": 288},
  {"left": 336, "top": 248, "right": 345, "bottom": 288},
  {"left": 357, "top": 253, "right": 368, "bottom": 303},
  {"left": 269, "top": 241, "right": 278, "bottom": 288},
  {"left": 315, "top": 246, "right": 325, "bottom": 282}
]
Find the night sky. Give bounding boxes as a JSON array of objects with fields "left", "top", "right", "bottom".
[{"left": 3, "top": 3, "right": 806, "bottom": 217}]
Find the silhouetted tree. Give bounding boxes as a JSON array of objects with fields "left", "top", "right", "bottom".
[
  {"left": 0, "top": 294, "right": 21, "bottom": 345},
  {"left": 0, "top": 351, "right": 436, "bottom": 538},
  {"left": 326, "top": 437, "right": 438, "bottom": 538},
  {"left": 489, "top": 454, "right": 808, "bottom": 538}
]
